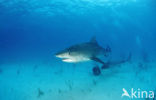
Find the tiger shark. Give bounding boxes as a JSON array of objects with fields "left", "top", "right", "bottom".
[
  {"left": 55, "top": 37, "right": 131, "bottom": 75},
  {"left": 55, "top": 37, "right": 111, "bottom": 65}
]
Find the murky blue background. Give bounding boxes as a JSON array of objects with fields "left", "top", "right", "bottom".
[{"left": 0, "top": 0, "right": 156, "bottom": 100}]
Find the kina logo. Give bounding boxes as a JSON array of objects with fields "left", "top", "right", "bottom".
[{"left": 121, "top": 88, "right": 155, "bottom": 99}]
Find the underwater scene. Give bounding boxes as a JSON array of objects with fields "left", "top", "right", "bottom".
[{"left": 0, "top": 0, "right": 156, "bottom": 100}]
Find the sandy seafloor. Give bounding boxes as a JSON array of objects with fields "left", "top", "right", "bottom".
[
  {"left": 0, "top": 0, "right": 156, "bottom": 100},
  {"left": 0, "top": 58, "right": 156, "bottom": 100}
]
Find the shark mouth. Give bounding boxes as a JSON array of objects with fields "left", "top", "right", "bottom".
[{"left": 62, "top": 58, "right": 68, "bottom": 60}]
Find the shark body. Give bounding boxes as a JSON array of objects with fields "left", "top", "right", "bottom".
[
  {"left": 55, "top": 37, "right": 111, "bottom": 64},
  {"left": 55, "top": 37, "right": 131, "bottom": 76}
]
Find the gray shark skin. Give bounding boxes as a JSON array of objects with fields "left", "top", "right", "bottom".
[
  {"left": 55, "top": 37, "right": 111, "bottom": 64},
  {"left": 55, "top": 37, "right": 131, "bottom": 76}
]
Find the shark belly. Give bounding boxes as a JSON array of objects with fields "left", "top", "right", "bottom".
[{"left": 62, "top": 56, "right": 90, "bottom": 63}]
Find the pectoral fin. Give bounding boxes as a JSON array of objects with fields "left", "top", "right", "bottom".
[
  {"left": 91, "top": 57, "right": 105, "bottom": 65},
  {"left": 91, "top": 57, "right": 110, "bottom": 69}
]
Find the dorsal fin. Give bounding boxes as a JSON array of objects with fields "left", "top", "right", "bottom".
[{"left": 90, "top": 36, "right": 97, "bottom": 44}]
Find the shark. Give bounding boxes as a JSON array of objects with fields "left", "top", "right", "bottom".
[
  {"left": 55, "top": 37, "right": 111, "bottom": 64},
  {"left": 55, "top": 37, "right": 131, "bottom": 75}
]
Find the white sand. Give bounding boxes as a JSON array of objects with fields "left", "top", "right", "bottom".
[{"left": 0, "top": 60, "right": 156, "bottom": 100}]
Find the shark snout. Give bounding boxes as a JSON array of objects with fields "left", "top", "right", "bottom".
[
  {"left": 55, "top": 52, "right": 61, "bottom": 58},
  {"left": 55, "top": 51, "right": 69, "bottom": 58}
]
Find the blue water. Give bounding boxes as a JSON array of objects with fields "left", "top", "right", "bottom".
[{"left": 0, "top": 0, "right": 156, "bottom": 100}]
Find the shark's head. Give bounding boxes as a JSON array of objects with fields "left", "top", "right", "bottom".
[
  {"left": 55, "top": 49, "right": 71, "bottom": 61},
  {"left": 55, "top": 47, "right": 90, "bottom": 63},
  {"left": 55, "top": 48, "right": 77, "bottom": 63}
]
